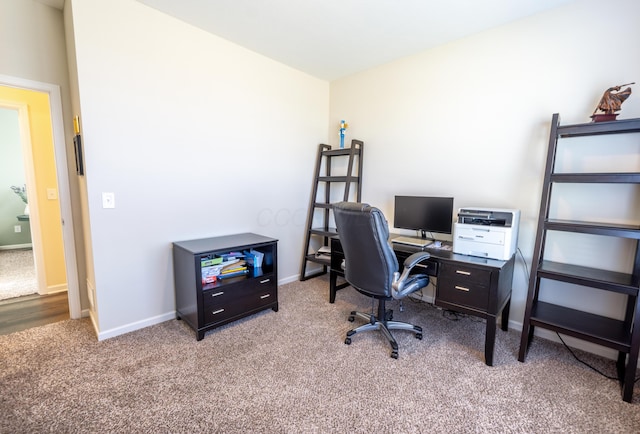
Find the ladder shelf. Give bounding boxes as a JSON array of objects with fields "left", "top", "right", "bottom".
[
  {"left": 518, "top": 113, "right": 640, "bottom": 402},
  {"left": 299, "top": 141, "right": 363, "bottom": 280}
]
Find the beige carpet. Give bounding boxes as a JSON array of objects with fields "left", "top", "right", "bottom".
[
  {"left": 0, "top": 249, "right": 37, "bottom": 301},
  {"left": 1, "top": 275, "right": 638, "bottom": 433}
]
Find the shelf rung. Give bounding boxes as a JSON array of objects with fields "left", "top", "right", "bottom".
[
  {"left": 550, "top": 173, "right": 640, "bottom": 183},
  {"left": 530, "top": 301, "right": 631, "bottom": 352},
  {"left": 558, "top": 118, "right": 640, "bottom": 137},
  {"left": 545, "top": 219, "right": 640, "bottom": 239},
  {"left": 538, "top": 260, "right": 639, "bottom": 296}
]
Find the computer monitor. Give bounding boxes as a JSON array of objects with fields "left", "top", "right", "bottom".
[{"left": 394, "top": 195, "right": 454, "bottom": 239}]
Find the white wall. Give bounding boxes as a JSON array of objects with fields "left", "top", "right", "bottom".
[
  {"left": 330, "top": 0, "right": 640, "bottom": 355},
  {"left": 69, "top": 0, "right": 329, "bottom": 337}
]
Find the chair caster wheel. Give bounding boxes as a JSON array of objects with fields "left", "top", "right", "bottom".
[
  {"left": 391, "top": 351, "right": 398, "bottom": 359},
  {"left": 348, "top": 316, "right": 355, "bottom": 322},
  {"left": 345, "top": 337, "right": 352, "bottom": 345},
  {"left": 416, "top": 333, "right": 423, "bottom": 340},
  {"left": 385, "top": 310, "right": 393, "bottom": 321}
]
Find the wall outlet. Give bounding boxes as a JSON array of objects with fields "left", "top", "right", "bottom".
[
  {"left": 102, "top": 192, "right": 115, "bottom": 209},
  {"left": 47, "top": 188, "right": 58, "bottom": 200},
  {"left": 14, "top": 225, "right": 21, "bottom": 233}
]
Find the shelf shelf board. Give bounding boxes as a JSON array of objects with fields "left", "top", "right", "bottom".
[
  {"left": 550, "top": 172, "right": 640, "bottom": 183},
  {"left": 317, "top": 176, "right": 360, "bottom": 183},
  {"left": 545, "top": 219, "right": 640, "bottom": 239},
  {"left": 530, "top": 301, "right": 631, "bottom": 352},
  {"left": 309, "top": 227, "right": 338, "bottom": 237},
  {"left": 538, "top": 260, "right": 640, "bottom": 296},
  {"left": 322, "top": 147, "right": 362, "bottom": 157},
  {"left": 304, "top": 254, "right": 331, "bottom": 266},
  {"left": 558, "top": 118, "right": 640, "bottom": 137}
]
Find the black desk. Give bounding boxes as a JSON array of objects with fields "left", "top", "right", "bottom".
[{"left": 330, "top": 235, "right": 515, "bottom": 366}]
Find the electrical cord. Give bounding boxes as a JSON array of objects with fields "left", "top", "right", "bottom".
[
  {"left": 556, "top": 332, "right": 640, "bottom": 383},
  {"left": 516, "top": 247, "right": 530, "bottom": 288},
  {"left": 518, "top": 247, "right": 640, "bottom": 383},
  {"left": 555, "top": 333, "right": 618, "bottom": 380}
]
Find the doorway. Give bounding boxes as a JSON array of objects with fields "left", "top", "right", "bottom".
[
  {"left": 0, "top": 107, "right": 36, "bottom": 301},
  {"left": 0, "top": 75, "right": 81, "bottom": 319}
]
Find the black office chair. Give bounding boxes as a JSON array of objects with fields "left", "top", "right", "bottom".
[{"left": 333, "top": 201, "right": 431, "bottom": 358}]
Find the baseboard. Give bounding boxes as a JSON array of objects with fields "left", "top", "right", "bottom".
[
  {"left": 38, "top": 284, "right": 67, "bottom": 296},
  {"left": 0, "top": 243, "right": 33, "bottom": 250},
  {"left": 279, "top": 274, "right": 299, "bottom": 285},
  {"left": 96, "top": 311, "right": 177, "bottom": 341}
]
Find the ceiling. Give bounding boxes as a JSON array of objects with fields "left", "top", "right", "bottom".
[
  {"left": 135, "top": 0, "right": 576, "bottom": 81},
  {"left": 40, "top": 0, "right": 577, "bottom": 81}
]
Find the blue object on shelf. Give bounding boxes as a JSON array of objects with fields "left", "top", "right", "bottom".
[{"left": 339, "top": 119, "right": 346, "bottom": 148}]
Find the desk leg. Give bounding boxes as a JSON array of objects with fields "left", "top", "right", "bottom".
[
  {"left": 485, "top": 318, "right": 497, "bottom": 366},
  {"left": 501, "top": 299, "right": 511, "bottom": 331},
  {"left": 329, "top": 270, "right": 337, "bottom": 303}
]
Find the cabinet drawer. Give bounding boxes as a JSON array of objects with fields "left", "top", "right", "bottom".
[
  {"left": 437, "top": 263, "right": 491, "bottom": 310},
  {"left": 439, "top": 262, "right": 491, "bottom": 286},
  {"left": 437, "top": 279, "right": 489, "bottom": 311},
  {"left": 203, "top": 276, "right": 276, "bottom": 324}
]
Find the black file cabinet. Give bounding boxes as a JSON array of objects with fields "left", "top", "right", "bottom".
[{"left": 173, "top": 233, "right": 278, "bottom": 340}]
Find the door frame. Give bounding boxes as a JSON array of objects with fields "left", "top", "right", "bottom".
[{"left": 0, "top": 74, "right": 81, "bottom": 319}]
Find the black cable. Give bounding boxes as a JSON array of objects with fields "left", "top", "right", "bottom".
[
  {"left": 516, "top": 247, "right": 530, "bottom": 287},
  {"left": 554, "top": 332, "right": 640, "bottom": 382}
]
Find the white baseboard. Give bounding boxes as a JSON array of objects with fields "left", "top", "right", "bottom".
[
  {"left": 38, "top": 284, "right": 67, "bottom": 296},
  {"left": 96, "top": 311, "right": 177, "bottom": 341},
  {"left": 279, "top": 274, "right": 299, "bottom": 285},
  {"left": 0, "top": 243, "right": 33, "bottom": 250}
]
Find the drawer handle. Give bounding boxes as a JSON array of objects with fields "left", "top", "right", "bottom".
[
  {"left": 260, "top": 294, "right": 271, "bottom": 299},
  {"left": 259, "top": 279, "right": 270, "bottom": 284},
  {"left": 455, "top": 270, "right": 471, "bottom": 276},
  {"left": 211, "top": 308, "right": 225, "bottom": 315},
  {"left": 455, "top": 286, "right": 470, "bottom": 292},
  {"left": 210, "top": 291, "right": 224, "bottom": 298}
]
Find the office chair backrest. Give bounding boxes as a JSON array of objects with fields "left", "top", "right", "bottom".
[{"left": 333, "top": 202, "right": 399, "bottom": 297}]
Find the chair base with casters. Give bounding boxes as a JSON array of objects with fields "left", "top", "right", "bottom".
[{"left": 345, "top": 296, "right": 423, "bottom": 359}]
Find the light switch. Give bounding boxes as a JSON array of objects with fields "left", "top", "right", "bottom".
[
  {"left": 102, "top": 192, "right": 115, "bottom": 209},
  {"left": 47, "top": 188, "right": 58, "bottom": 200}
]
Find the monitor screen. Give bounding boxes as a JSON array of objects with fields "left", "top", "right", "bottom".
[{"left": 394, "top": 196, "right": 454, "bottom": 236}]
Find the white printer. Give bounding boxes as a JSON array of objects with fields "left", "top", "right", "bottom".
[{"left": 452, "top": 207, "right": 520, "bottom": 261}]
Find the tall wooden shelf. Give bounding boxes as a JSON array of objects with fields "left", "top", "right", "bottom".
[
  {"left": 518, "top": 113, "right": 640, "bottom": 402},
  {"left": 299, "top": 141, "right": 363, "bottom": 280}
]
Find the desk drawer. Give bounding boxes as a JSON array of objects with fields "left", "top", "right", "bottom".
[
  {"left": 439, "top": 262, "right": 491, "bottom": 286},
  {"left": 203, "top": 277, "right": 276, "bottom": 324},
  {"left": 437, "top": 263, "right": 491, "bottom": 310}
]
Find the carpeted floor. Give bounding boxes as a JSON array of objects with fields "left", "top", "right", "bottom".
[
  {"left": 1, "top": 275, "right": 638, "bottom": 433},
  {"left": 0, "top": 248, "right": 37, "bottom": 301}
]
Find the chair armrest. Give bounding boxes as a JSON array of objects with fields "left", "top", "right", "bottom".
[
  {"left": 402, "top": 252, "right": 431, "bottom": 270},
  {"left": 392, "top": 251, "right": 431, "bottom": 299}
]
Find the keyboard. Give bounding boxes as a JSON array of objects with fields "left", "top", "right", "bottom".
[{"left": 392, "top": 236, "right": 432, "bottom": 248}]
